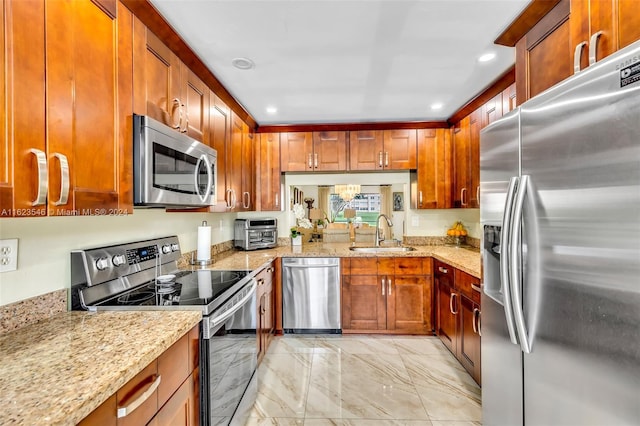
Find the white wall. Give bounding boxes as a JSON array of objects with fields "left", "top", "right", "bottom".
[{"left": 0, "top": 210, "right": 236, "bottom": 306}]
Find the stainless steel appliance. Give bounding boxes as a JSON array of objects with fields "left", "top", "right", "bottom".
[
  {"left": 234, "top": 218, "right": 278, "bottom": 250},
  {"left": 133, "top": 114, "right": 217, "bottom": 208},
  {"left": 282, "top": 257, "right": 341, "bottom": 332},
  {"left": 70, "top": 236, "right": 257, "bottom": 426},
  {"left": 480, "top": 40, "right": 640, "bottom": 425}
]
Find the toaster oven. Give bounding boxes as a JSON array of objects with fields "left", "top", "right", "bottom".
[{"left": 234, "top": 218, "right": 278, "bottom": 250}]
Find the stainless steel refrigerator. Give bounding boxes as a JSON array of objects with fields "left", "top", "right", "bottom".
[{"left": 480, "top": 39, "right": 640, "bottom": 425}]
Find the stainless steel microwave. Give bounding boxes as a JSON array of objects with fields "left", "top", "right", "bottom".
[{"left": 133, "top": 114, "right": 217, "bottom": 208}]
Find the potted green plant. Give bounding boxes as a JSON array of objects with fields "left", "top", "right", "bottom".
[{"left": 290, "top": 227, "right": 302, "bottom": 246}]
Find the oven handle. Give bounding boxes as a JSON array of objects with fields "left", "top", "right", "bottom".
[{"left": 209, "top": 279, "right": 257, "bottom": 328}]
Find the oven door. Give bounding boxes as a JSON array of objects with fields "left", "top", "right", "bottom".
[
  {"left": 200, "top": 279, "right": 257, "bottom": 426},
  {"left": 134, "top": 114, "right": 217, "bottom": 207}
]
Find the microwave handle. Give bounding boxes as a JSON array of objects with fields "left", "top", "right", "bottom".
[{"left": 194, "top": 154, "right": 213, "bottom": 203}]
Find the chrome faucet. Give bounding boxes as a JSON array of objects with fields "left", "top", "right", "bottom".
[{"left": 375, "top": 214, "right": 393, "bottom": 247}]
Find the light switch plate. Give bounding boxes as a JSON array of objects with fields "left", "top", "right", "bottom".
[
  {"left": 0, "top": 238, "right": 18, "bottom": 272},
  {"left": 411, "top": 216, "right": 419, "bottom": 227}
]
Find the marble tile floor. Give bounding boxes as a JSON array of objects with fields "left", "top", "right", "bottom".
[{"left": 240, "top": 335, "right": 481, "bottom": 426}]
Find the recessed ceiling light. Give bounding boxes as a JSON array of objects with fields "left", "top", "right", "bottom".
[
  {"left": 478, "top": 52, "right": 496, "bottom": 63},
  {"left": 266, "top": 106, "right": 278, "bottom": 114},
  {"left": 431, "top": 103, "right": 443, "bottom": 110},
  {"left": 231, "top": 57, "right": 255, "bottom": 70}
]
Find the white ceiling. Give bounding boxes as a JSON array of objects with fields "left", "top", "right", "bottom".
[{"left": 149, "top": 0, "right": 529, "bottom": 125}]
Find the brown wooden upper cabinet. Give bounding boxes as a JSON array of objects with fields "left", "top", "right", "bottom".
[
  {"left": 411, "top": 129, "right": 451, "bottom": 209},
  {"left": 133, "top": 25, "right": 208, "bottom": 143},
  {"left": 350, "top": 130, "right": 417, "bottom": 171},
  {"left": 257, "top": 133, "right": 282, "bottom": 211},
  {"left": 280, "top": 131, "right": 347, "bottom": 172},
  {"left": 571, "top": 0, "right": 640, "bottom": 72},
  {"left": 1, "top": 0, "right": 133, "bottom": 218},
  {"left": 209, "top": 92, "right": 232, "bottom": 211},
  {"left": 514, "top": 0, "right": 640, "bottom": 104},
  {"left": 515, "top": 0, "right": 573, "bottom": 103}
]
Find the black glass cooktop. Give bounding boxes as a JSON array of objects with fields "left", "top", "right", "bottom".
[{"left": 98, "top": 270, "right": 250, "bottom": 311}]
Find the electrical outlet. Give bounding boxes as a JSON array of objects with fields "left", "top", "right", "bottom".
[
  {"left": 0, "top": 239, "right": 18, "bottom": 272},
  {"left": 411, "top": 216, "right": 419, "bottom": 227}
]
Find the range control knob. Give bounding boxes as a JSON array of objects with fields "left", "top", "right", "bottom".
[
  {"left": 162, "top": 244, "right": 172, "bottom": 254},
  {"left": 171, "top": 243, "right": 179, "bottom": 252},
  {"left": 112, "top": 254, "right": 126, "bottom": 267},
  {"left": 95, "top": 257, "right": 110, "bottom": 271}
]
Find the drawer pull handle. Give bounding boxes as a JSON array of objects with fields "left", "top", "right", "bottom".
[
  {"left": 117, "top": 374, "right": 161, "bottom": 418},
  {"left": 30, "top": 149, "right": 48, "bottom": 206},
  {"left": 473, "top": 308, "right": 480, "bottom": 334},
  {"left": 438, "top": 266, "right": 448, "bottom": 274},
  {"left": 573, "top": 41, "right": 587, "bottom": 74},
  {"left": 588, "top": 31, "right": 603, "bottom": 66},
  {"left": 382, "top": 277, "right": 386, "bottom": 296},
  {"left": 471, "top": 283, "right": 482, "bottom": 293}
]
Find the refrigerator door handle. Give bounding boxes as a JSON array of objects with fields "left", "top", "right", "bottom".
[
  {"left": 500, "top": 176, "right": 520, "bottom": 345},
  {"left": 509, "top": 174, "right": 532, "bottom": 354}
]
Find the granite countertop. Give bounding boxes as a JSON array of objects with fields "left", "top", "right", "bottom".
[
  {"left": 193, "top": 242, "right": 481, "bottom": 278},
  {"left": 0, "top": 310, "right": 201, "bottom": 426}
]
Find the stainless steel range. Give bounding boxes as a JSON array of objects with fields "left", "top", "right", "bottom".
[{"left": 70, "top": 236, "right": 258, "bottom": 426}]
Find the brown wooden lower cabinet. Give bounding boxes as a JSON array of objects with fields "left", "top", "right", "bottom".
[
  {"left": 341, "top": 257, "right": 433, "bottom": 334},
  {"left": 257, "top": 261, "right": 276, "bottom": 362},
  {"left": 77, "top": 325, "right": 199, "bottom": 425},
  {"left": 434, "top": 260, "right": 482, "bottom": 385}
]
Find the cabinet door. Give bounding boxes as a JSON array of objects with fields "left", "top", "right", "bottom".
[
  {"left": 241, "top": 125, "right": 254, "bottom": 210},
  {"left": 452, "top": 117, "right": 470, "bottom": 208},
  {"left": 502, "top": 83, "right": 517, "bottom": 115},
  {"left": 153, "top": 373, "right": 196, "bottom": 426},
  {"left": 46, "top": 0, "right": 132, "bottom": 214},
  {"left": 387, "top": 275, "right": 432, "bottom": 332},
  {"left": 459, "top": 295, "right": 481, "bottom": 385},
  {"left": 617, "top": 0, "right": 640, "bottom": 50},
  {"left": 210, "top": 93, "right": 231, "bottom": 211},
  {"left": 436, "top": 281, "right": 458, "bottom": 355},
  {"left": 313, "top": 131, "right": 347, "bottom": 171},
  {"left": 280, "top": 132, "right": 313, "bottom": 172},
  {"left": 1, "top": 0, "right": 46, "bottom": 217},
  {"left": 341, "top": 275, "right": 386, "bottom": 330},
  {"left": 412, "top": 129, "right": 451, "bottom": 209},
  {"left": 183, "top": 69, "right": 209, "bottom": 143},
  {"left": 349, "top": 130, "right": 384, "bottom": 170},
  {"left": 258, "top": 133, "right": 281, "bottom": 211},
  {"left": 143, "top": 30, "right": 182, "bottom": 128},
  {"left": 228, "top": 112, "right": 244, "bottom": 210},
  {"left": 516, "top": 0, "right": 571, "bottom": 103},
  {"left": 383, "top": 129, "right": 417, "bottom": 170},
  {"left": 468, "top": 110, "right": 481, "bottom": 208}
]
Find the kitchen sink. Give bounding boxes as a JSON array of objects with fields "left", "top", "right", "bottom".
[{"left": 349, "top": 246, "right": 416, "bottom": 253}]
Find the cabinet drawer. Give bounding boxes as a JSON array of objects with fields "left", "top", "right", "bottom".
[
  {"left": 157, "top": 334, "right": 189, "bottom": 408},
  {"left": 434, "top": 260, "right": 454, "bottom": 288},
  {"left": 377, "top": 258, "right": 395, "bottom": 275},
  {"left": 350, "top": 258, "right": 377, "bottom": 275},
  {"left": 116, "top": 361, "right": 159, "bottom": 426},
  {"left": 455, "top": 269, "right": 481, "bottom": 303},
  {"left": 394, "top": 257, "right": 423, "bottom": 275}
]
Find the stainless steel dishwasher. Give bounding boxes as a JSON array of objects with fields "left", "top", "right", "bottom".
[{"left": 282, "top": 257, "right": 341, "bottom": 333}]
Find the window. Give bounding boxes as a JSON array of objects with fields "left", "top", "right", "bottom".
[{"left": 330, "top": 193, "right": 380, "bottom": 226}]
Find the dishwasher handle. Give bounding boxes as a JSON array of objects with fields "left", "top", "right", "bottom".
[{"left": 283, "top": 264, "right": 340, "bottom": 269}]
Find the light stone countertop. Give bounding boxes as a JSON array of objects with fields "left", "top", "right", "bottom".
[
  {"left": 0, "top": 310, "right": 201, "bottom": 426},
  {"left": 191, "top": 242, "right": 481, "bottom": 278}
]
